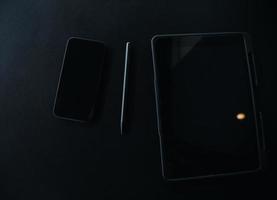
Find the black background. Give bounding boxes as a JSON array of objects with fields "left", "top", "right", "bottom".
[{"left": 0, "top": 0, "right": 276, "bottom": 199}]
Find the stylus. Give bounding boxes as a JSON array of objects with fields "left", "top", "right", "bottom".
[{"left": 120, "top": 42, "right": 130, "bottom": 135}]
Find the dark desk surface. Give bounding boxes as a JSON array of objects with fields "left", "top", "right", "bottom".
[{"left": 0, "top": 0, "right": 276, "bottom": 199}]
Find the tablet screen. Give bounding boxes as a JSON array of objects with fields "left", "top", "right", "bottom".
[{"left": 152, "top": 33, "right": 261, "bottom": 180}]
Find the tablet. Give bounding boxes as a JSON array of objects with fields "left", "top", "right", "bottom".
[{"left": 151, "top": 33, "right": 263, "bottom": 181}]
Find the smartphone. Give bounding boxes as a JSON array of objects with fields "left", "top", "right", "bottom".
[
  {"left": 53, "top": 37, "right": 106, "bottom": 122},
  {"left": 151, "top": 33, "right": 263, "bottom": 181}
]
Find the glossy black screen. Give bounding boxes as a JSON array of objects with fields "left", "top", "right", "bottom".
[
  {"left": 152, "top": 34, "right": 261, "bottom": 180},
  {"left": 54, "top": 38, "right": 106, "bottom": 122}
]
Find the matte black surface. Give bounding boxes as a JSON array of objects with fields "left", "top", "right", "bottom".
[
  {"left": 152, "top": 33, "right": 261, "bottom": 180},
  {"left": 0, "top": 0, "right": 276, "bottom": 199},
  {"left": 54, "top": 38, "right": 106, "bottom": 121}
]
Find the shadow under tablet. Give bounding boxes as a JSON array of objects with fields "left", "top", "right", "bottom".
[
  {"left": 53, "top": 37, "right": 107, "bottom": 122},
  {"left": 151, "top": 33, "right": 263, "bottom": 181}
]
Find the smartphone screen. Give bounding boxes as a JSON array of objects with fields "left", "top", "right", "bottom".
[
  {"left": 151, "top": 33, "right": 262, "bottom": 180},
  {"left": 53, "top": 38, "right": 106, "bottom": 122}
]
